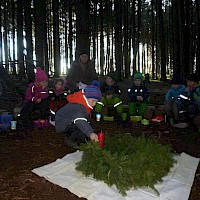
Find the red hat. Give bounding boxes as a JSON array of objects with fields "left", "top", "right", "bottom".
[{"left": 35, "top": 67, "right": 48, "bottom": 83}]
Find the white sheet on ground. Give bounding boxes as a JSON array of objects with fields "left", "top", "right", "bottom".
[{"left": 32, "top": 151, "right": 199, "bottom": 200}]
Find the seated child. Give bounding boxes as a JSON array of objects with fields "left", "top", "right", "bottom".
[
  {"left": 185, "top": 73, "right": 200, "bottom": 128},
  {"left": 49, "top": 78, "right": 69, "bottom": 123},
  {"left": 127, "top": 72, "right": 149, "bottom": 117},
  {"left": 95, "top": 71, "right": 123, "bottom": 118},
  {"left": 55, "top": 80, "right": 102, "bottom": 148},
  {"left": 164, "top": 75, "right": 186, "bottom": 125},
  {"left": 18, "top": 67, "right": 49, "bottom": 129}
]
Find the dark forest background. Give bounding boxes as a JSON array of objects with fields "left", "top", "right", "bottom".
[{"left": 0, "top": 0, "right": 199, "bottom": 82}]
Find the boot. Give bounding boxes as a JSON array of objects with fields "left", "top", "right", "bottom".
[{"left": 64, "top": 137, "right": 78, "bottom": 148}]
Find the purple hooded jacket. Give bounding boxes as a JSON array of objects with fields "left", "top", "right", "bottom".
[{"left": 25, "top": 82, "right": 49, "bottom": 103}]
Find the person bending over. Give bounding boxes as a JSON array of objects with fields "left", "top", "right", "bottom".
[{"left": 55, "top": 80, "right": 102, "bottom": 148}]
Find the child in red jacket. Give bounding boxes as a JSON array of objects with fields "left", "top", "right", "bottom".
[
  {"left": 18, "top": 67, "right": 49, "bottom": 129},
  {"left": 49, "top": 78, "right": 69, "bottom": 125},
  {"left": 49, "top": 78, "right": 68, "bottom": 113}
]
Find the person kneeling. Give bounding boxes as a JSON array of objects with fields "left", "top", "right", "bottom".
[{"left": 55, "top": 80, "right": 102, "bottom": 148}]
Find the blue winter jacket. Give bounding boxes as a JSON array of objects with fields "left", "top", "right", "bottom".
[{"left": 165, "top": 85, "right": 186, "bottom": 101}]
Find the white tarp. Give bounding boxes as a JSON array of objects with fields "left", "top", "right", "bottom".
[{"left": 32, "top": 151, "right": 199, "bottom": 200}]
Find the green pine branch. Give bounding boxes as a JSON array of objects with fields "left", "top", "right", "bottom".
[{"left": 76, "top": 134, "right": 175, "bottom": 196}]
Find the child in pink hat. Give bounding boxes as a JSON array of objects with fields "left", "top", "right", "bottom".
[{"left": 18, "top": 67, "right": 50, "bottom": 130}]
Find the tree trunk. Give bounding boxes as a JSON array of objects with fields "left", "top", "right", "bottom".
[
  {"left": 11, "top": 0, "right": 16, "bottom": 74},
  {"left": 178, "top": 0, "right": 186, "bottom": 76},
  {"left": 24, "top": 0, "right": 34, "bottom": 82},
  {"left": 114, "top": 0, "right": 122, "bottom": 80},
  {"left": 100, "top": 0, "right": 104, "bottom": 76},
  {"left": 33, "top": 0, "right": 47, "bottom": 71},
  {"left": 155, "top": 0, "right": 159, "bottom": 79},
  {"left": 169, "top": 4, "right": 173, "bottom": 75},
  {"left": 92, "top": 0, "right": 97, "bottom": 73},
  {"left": 3, "top": 0, "right": 9, "bottom": 72},
  {"left": 151, "top": 0, "right": 155, "bottom": 79},
  {"left": 131, "top": 0, "right": 136, "bottom": 75},
  {"left": 189, "top": 3, "right": 195, "bottom": 73},
  {"left": 17, "top": 0, "right": 25, "bottom": 77},
  {"left": 157, "top": 0, "right": 166, "bottom": 81},
  {"left": 75, "top": 0, "right": 90, "bottom": 58},
  {"left": 52, "top": 0, "right": 60, "bottom": 77},
  {"left": 172, "top": 0, "right": 180, "bottom": 75},
  {"left": 0, "top": 0, "right": 3, "bottom": 69},
  {"left": 105, "top": 0, "right": 111, "bottom": 74},
  {"left": 124, "top": 0, "right": 130, "bottom": 78},
  {"left": 137, "top": 0, "right": 141, "bottom": 71},
  {"left": 195, "top": 0, "right": 200, "bottom": 75},
  {"left": 47, "top": 2, "right": 52, "bottom": 72},
  {"left": 111, "top": 26, "right": 114, "bottom": 72},
  {"left": 184, "top": 0, "right": 191, "bottom": 76},
  {"left": 142, "top": 44, "right": 144, "bottom": 73},
  {"left": 68, "top": 1, "right": 73, "bottom": 65}
]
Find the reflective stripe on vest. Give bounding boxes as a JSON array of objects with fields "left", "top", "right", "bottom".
[
  {"left": 179, "top": 94, "right": 189, "bottom": 100},
  {"left": 50, "top": 109, "right": 56, "bottom": 115},
  {"left": 96, "top": 102, "right": 104, "bottom": 106},
  {"left": 113, "top": 101, "right": 122, "bottom": 108},
  {"left": 73, "top": 118, "right": 87, "bottom": 124}
]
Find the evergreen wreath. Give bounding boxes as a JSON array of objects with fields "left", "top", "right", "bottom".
[{"left": 76, "top": 134, "right": 175, "bottom": 196}]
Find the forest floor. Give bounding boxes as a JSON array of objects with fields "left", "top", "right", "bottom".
[
  {"left": 0, "top": 118, "right": 200, "bottom": 200},
  {"left": 0, "top": 80, "right": 199, "bottom": 200}
]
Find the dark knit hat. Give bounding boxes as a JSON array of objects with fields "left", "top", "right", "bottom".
[
  {"left": 133, "top": 71, "right": 143, "bottom": 80},
  {"left": 106, "top": 71, "right": 116, "bottom": 81},
  {"left": 171, "top": 75, "right": 183, "bottom": 85},
  {"left": 35, "top": 67, "right": 48, "bottom": 83},
  {"left": 187, "top": 73, "right": 199, "bottom": 83},
  {"left": 84, "top": 80, "right": 102, "bottom": 101},
  {"left": 79, "top": 48, "right": 89, "bottom": 56}
]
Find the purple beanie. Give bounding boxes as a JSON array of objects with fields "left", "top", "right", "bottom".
[{"left": 84, "top": 80, "right": 102, "bottom": 101}]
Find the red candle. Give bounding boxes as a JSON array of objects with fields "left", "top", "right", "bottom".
[{"left": 98, "top": 131, "right": 105, "bottom": 148}]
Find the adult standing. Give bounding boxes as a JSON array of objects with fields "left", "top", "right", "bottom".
[{"left": 66, "top": 49, "right": 98, "bottom": 92}]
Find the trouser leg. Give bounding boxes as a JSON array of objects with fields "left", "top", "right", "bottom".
[
  {"left": 64, "top": 124, "right": 87, "bottom": 147},
  {"left": 164, "top": 100, "right": 173, "bottom": 117},
  {"left": 129, "top": 102, "right": 137, "bottom": 116},
  {"left": 138, "top": 102, "right": 148, "bottom": 117},
  {"left": 113, "top": 97, "right": 123, "bottom": 116},
  {"left": 18, "top": 102, "right": 34, "bottom": 129},
  {"left": 35, "top": 98, "right": 49, "bottom": 119},
  {"left": 95, "top": 102, "right": 103, "bottom": 113},
  {"left": 171, "top": 101, "right": 179, "bottom": 121}
]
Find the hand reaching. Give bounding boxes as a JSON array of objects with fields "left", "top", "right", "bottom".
[
  {"left": 34, "top": 98, "right": 41, "bottom": 103},
  {"left": 90, "top": 133, "right": 99, "bottom": 142},
  {"left": 137, "top": 96, "right": 143, "bottom": 101},
  {"left": 106, "top": 94, "right": 113, "bottom": 99}
]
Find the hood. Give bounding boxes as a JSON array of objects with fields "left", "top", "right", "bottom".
[
  {"left": 52, "top": 78, "right": 67, "bottom": 96},
  {"left": 53, "top": 78, "right": 67, "bottom": 89},
  {"left": 67, "top": 90, "right": 93, "bottom": 114}
]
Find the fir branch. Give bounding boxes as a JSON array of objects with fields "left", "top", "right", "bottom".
[{"left": 76, "top": 134, "right": 175, "bottom": 196}]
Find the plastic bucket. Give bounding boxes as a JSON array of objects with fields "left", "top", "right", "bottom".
[{"left": 0, "top": 112, "right": 13, "bottom": 130}]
